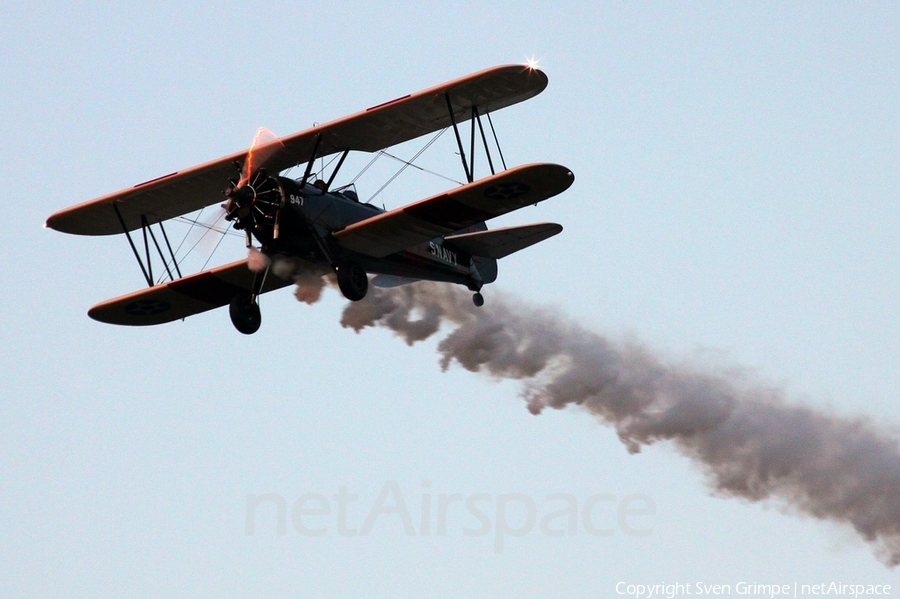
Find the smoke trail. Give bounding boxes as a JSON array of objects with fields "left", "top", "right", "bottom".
[
  {"left": 248, "top": 249, "right": 330, "bottom": 304},
  {"left": 335, "top": 280, "right": 900, "bottom": 567}
]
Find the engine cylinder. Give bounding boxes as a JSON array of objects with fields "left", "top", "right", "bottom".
[{"left": 224, "top": 169, "right": 285, "bottom": 244}]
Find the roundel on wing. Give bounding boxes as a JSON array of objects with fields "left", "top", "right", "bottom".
[
  {"left": 484, "top": 181, "right": 530, "bottom": 201},
  {"left": 124, "top": 299, "right": 172, "bottom": 316}
]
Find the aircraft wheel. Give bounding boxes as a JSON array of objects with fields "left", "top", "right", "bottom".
[
  {"left": 337, "top": 260, "right": 368, "bottom": 301},
  {"left": 473, "top": 292, "right": 484, "bottom": 307},
  {"left": 230, "top": 292, "right": 262, "bottom": 335}
]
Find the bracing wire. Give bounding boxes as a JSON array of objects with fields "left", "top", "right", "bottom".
[
  {"left": 153, "top": 210, "right": 234, "bottom": 284},
  {"left": 200, "top": 221, "right": 230, "bottom": 272},
  {"left": 366, "top": 128, "right": 450, "bottom": 202},
  {"left": 378, "top": 150, "right": 463, "bottom": 186},
  {"left": 348, "top": 151, "right": 383, "bottom": 186}
]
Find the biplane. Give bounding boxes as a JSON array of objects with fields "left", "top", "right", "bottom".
[{"left": 45, "top": 64, "right": 574, "bottom": 334}]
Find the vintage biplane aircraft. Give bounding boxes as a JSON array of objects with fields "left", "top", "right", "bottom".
[{"left": 45, "top": 64, "right": 574, "bottom": 334}]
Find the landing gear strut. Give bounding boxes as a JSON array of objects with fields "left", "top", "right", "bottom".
[
  {"left": 230, "top": 292, "right": 261, "bottom": 334},
  {"left": 230, "top": 262, "right": 270, "bottom": 334}
]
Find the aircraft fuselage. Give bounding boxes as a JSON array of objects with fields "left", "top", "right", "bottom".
[{"left": 261, "top": 177, "right": 487, "bottom": 290}]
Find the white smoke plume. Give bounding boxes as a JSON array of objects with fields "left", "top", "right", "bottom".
[
  {"left": 248, "top": 249, "right": 330, "bottom": 304},
  {"left": 247, "top": 247, "right": 270, "bottom": 273},
  {"left": 332, "top": 280, "right": 900, "bottom": 567}
]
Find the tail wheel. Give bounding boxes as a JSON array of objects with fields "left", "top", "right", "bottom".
[
  {"left": 230, "top": 293, "right": 262, "bottom": 334},
  {"left": 337, "top": 260, "right": 368, "bottom": 301}
]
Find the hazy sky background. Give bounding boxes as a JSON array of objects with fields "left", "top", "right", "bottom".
[{"left": 2, "top": 2, "right": 900, "bottom": 597}]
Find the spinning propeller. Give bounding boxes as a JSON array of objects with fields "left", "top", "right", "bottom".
[
  {"left": 221, "top": 128, "right": 288, "bottom": 335},
  {"left": 223, "top": 128, "right": 286, "bottom": 247}
]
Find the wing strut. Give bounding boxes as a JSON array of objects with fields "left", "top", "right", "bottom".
[
  {"left": 301, "top": 133, "right": 323, "bottom": 186},
  {"left": 113, "top": 204, "right": 183, "bottom": 288},
  {"left": 141, "top": 215, "right": 178, "bottom": 283},
  {"left": 486, "top": 111, "right": 507, "bottom": 171},
  {"left": 114, "top": 204, "right": 152, "bottom": 287},
  {"left": 445, "top": 94, "right": 473, "bottom": 183},
  {"left": 469, "top": 106, "right": 477, "bottom": 181},
  {"left": 156, "top": 219, "right": 183, "bottom": 279},
  {"left": 325, "top": 149, "right": 350, "bottom": 191},
  {"left": 475, "top": 108, "right": 495, "bottom": 176},
  {"left": 445, "top": 95, "right": 508, "bottom": 182}
]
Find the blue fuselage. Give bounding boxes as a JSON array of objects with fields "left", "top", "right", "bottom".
[{"left": 262, "top": 177, "right": 491, "bottom": 290}]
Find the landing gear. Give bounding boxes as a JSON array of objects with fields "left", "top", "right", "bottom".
[
  {"left": 230, "top": 292, "right": 261, "bottom": 334},
  {"left": 472, "top": 292, "right": 484, "bottom": 307},
  {"left": 336, "top": 260, "right": 368, "bottom": 301}
]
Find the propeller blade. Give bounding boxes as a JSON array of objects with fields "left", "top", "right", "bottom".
[{"left": 239, "top": 127, "right": 284, "bottom": 187}]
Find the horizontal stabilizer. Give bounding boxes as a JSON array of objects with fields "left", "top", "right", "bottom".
[
  {"left": 444, "top": 222, "right": 562, "bottom": 259},
  {"left": 88, "top": 259, "right": 291, "bottom": 326}
]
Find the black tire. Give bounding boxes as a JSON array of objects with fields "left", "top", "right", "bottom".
[
  {"left": 337, "top": 260, "right": 368, "bottom": 301},
  {"left": 229, "top": 293, "right": 262, "bottom": 334},
  {"left": 472, "top": 292, "right": 485, "bottom": 307}
]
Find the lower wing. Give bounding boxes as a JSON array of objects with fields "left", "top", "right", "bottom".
[
  {"left": 88, "top": 259, "right": 292, "bottom": 326},
  {"left": 332, "top": 163, "right": 573, "bottom": 257}
]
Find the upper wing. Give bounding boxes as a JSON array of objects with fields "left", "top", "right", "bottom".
[
  {"left": 87, "top": 259, "right": 292, "bottom": 326},
  {"left": 46, "top": 64, "right": 548, "bottom": 236},
  {"left": 332, "top": 163, "right": 574, "bottom": 258}
]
